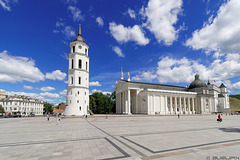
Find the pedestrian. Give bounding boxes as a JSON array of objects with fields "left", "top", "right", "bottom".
[
  {"left": 47, "top": 114, "right": 50, "bottom": 121},
  {"left": 56, "top": 116, "right": 60, "bottom": 125},
  {"left": 106, "top": 112, "right": 108, "bottom": 119},
  {"left": 85, "top": 115, "right": 87, "bottom": 119},
  {"left": 178, "top": 114, "right": 180, "bottom": 119}
]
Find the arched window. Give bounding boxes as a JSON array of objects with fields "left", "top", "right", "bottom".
[
  {"left": 71, "top": 59, "right": 74, "bottom": 69},
  {"left": 79, "top": 59, "right": 82, "bottom": 69},
  {"left": 79, "top": 77, "right": 81, "bottom": 84},
  {"left": 86, "top": 62, "right": 88, "bottom": 71},
  {"left": 79, "top": 106, "right": 81, "bottom": 110},
  {"left": 85, "top": 48, "right": 87, "bottom": 55}
]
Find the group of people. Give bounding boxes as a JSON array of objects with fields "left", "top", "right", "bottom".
[{"left": 46, "top": 114, "right": 61, "bottom": 125}]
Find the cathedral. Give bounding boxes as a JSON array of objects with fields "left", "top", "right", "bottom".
[
  {"left": 65, "top": 24, "right": 89, "bottom": 116},
  {"left": 114, "top": 72, "right": 230, "bottom": 115}
]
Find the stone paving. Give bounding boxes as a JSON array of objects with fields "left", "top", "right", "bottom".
[{"left": 0, "top": 114, "right": 240, "bottom": 160}]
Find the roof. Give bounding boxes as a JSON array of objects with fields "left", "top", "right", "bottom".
[
  {"left": 53, "top": 109, "right": 65, "bottom": 113},
  {"left": 74, "top": 24, "right": 86, "bottom": 43},
  {"left": 219, "top": 83, "right": 226, "bottom": 88}
]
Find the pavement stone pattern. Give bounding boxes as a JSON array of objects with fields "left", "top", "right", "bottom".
[{"left": 0, "top": 114, "right": 240, "bottom": 160}]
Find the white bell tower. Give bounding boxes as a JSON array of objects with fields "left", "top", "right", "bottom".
[{"left": 65, "top": 24, "right": 89, "bottom": 116}]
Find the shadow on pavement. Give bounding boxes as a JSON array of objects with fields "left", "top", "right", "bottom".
[{"left": 219, "top": 128, "right": 240, "bottom": 133}]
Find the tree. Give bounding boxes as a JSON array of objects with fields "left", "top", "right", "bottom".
[
  {"left": 44, "top": 102, "right": 53, "bottom": 114},
  {"left": 89, "top": 91, "right": 116, "bottom": 114},
  {"left": 0, "top": 105, "right": 4, "bottom": 115}
]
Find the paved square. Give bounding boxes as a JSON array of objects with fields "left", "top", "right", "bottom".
[{"left": 0, "top": 115, "right": 240, "bottom": 160}]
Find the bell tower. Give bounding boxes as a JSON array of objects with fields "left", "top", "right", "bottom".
[{"left": 65, "top": 24, "right": 89, "bottom": 116}]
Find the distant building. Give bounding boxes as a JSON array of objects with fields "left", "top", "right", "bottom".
[
  {"left": 0, "top": 94, "right": 44, "bottom": 116},
  {"left": 59, "top": 103, "right": 66, "bottom": 110},
  {"left": 0, "top": 90, "right": 6, "bottom": 100},
  {"left": 114, "top": 73, "right": 230, "bottom": 115}
]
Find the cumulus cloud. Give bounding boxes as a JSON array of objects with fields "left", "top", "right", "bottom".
[
  {"left": 23, "top": 85, "right": 34, "bottom": 90},
  {"left": 132, "top": 53, "right": 240, "bottom": 84},
  {"left": 59, "top": 89, "right": 67, "bottom": 96},
  {"left": 132, "top": 71, "right": 157, "bottom": 82},
  {"left": 0, "top": 0, "right": 18, "bottom": 11},
  {"left": 61, "top": 26, "right": 76, "bottom": 39},
  {"left": 230, "top": 82, "right": 240, "bottom": 90},
  {"left": 40, "top": 86, "right": 55, "bottom": 92},
  {"left": 112, "top": 46, "right": 125, "bottom": 58},
  {"left": 96, "top": 17, "right": 104, "bottom": 27},
  {"left": 46, "top": 70, "right": 66, "bottom": 81},
  {"left": 89, "top": 81, "right": 102, "bottom": 86},
  {"left": 40, "top": 92, "right": 60, "bottom": 98},
  {"left": 56, "top": 21, "right": 64, "bottom": 27},
  {"left": 68, "top": 6, "right": 84, "bottom": 22},
  {"left": 0, "top": 50, "right": 45, "bottom": 83},
  {"left": 109, "top": 22, "right": 149, "bottom": 46},
  {"left": 128, "top": 9, "right": 136, "bottom": 19},
  {"left": 186, "top": 0, "right": 240, "bottom": 54},
  {"left": 91, "top": 89, "right": 111, "bottom": 95},
  {"left": 142, "top": 0, "right": 183, "bottom": 45}
]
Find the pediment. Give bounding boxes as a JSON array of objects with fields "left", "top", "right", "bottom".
[{"left": 114, "top": 80, "right": 126, "bottom": 91}]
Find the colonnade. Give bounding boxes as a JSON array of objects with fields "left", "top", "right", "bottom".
[{"left": 165, "top": 96, "right": 195, "bottom": 114}]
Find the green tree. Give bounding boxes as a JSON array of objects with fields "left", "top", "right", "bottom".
[
  {"left": 89, "top": 92, "right": 116, "bottom": 114},
  {"left": 44, "top": 102, "right": 53, "bottom": 114},
  {"left": 0, "top": 105, "right": 4, "bottom": 115}
]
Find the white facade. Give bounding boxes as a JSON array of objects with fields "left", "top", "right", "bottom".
[
  {"left": 65, "top": 24, "right": 89, "bottom": 116},
  {"left": 0, "top": 95, "right": 44, "bottom": 116},
  {"left": 114, "top": 75, "right": 230, "bottom": 115}
]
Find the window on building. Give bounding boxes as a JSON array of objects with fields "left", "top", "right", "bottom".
[
  {"left": 71, "top": 76, "right": 73, "bottom": 84},
  {"left": 79, "top": 106, "right": 81, "bottom": 110},
  {"left": 86, "top": 62, "right": 88, "bottom": 71},
  {"left": 85, "top": 92, "right": 86, "bottom": 95},
  {"left": 79, "top": 77, "right": 81, "bottom": 84},
  {"left": 73, "top": 46, "right": 75, "bottom": 53},
  {"left": 79, "top": 59, "right": 82, "bottom": 69},
  {"left": 72, "top": 59, "right": 74, "bottom": 69},
  {"left": 77, "top": 100, "right": 79, "bottom": 103},
  {"left": 78, "top": 91, "right": 80, "bottom": 95},
  {"left": 85, "top": 48, "right": 87, "bottom": 55}
]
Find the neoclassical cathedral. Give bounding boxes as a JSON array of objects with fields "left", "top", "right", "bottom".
[
  {"left": 114, "top": 72, "right": 230, "bottom": 115},
  {"left": 65, "top": 25, "right": 89, "bottom": 116}
]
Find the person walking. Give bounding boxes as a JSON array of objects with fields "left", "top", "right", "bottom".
[
  {"left": 56, "top": 116, "right": 60, "bottom": 125},
  {"left": 178, "top": 114, "right": 180, "bottom": 119},
  {"left": 47, "top": 114, "right": 50, "bottom": 121}
]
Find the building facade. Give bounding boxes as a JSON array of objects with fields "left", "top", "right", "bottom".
[
  {"left": 65, "top": 24, "right": 89, "bottom": 116},
  {"left": 114, "top": 74, "right": 230, "bottom": 115},
  {"left": 0, "top": 95, "right": 44, "bottom": 116}
]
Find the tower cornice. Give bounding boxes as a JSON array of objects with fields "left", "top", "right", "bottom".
[
  {"left": 68, "top": 52, "right": 90, "bottom": 59},
  {"left": 68, "top": 69, "right": 89, "bottom": 74}
]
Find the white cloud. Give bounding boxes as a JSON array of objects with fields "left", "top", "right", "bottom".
[
  {"left": 96, "top": 17, "right": 104, "bottom": 27},
  {"left": 0, "top": 0, "right": 18, "bottom": 11},
  {"left": 91, "top": 89, "right": 111, "bottom": 95},
  {"left": 89, "top": 81, "right": 102, "bottom": 86},
  {"left": 109, "top": 22, "right": 149, "bottom": 46},
  {"left": 229, "top": 81, "right": 240, "bottom": 90},
  {"left": 64, "top": 0, "right": 78, "bottom": 4},
  {"left": 59, "top": 89, "right": 67, "bottom": 96},
  {"left": 23, "top": 85, "right": 34, "bottom": 90},
  {"left": 40, "top": 86, "right": 55, "bottom": 92},
  {"left": 132, "top": 53, "right": 240, "bottom": 84},
  {"left": 0, "top": 50, "right": 45, "bottom": 83},
  {"left": 40, "top": 92, "right": 60, "bottom": 98},
  {"left": 142, "top": 0, "right": 183, "bottom": 45},
  {"left": 53, "top": 30, "right": 60, "bottom": 34},
  {"left": 186, "top": 0, "right": 240, "bottom": 54},
  {"left": 112, "top": 46, "right": 125, "bottom": 58},
  {"left": 128, "top": 9, "right": 136, "bottom": 19},
  {"left": 61, "top": 26, "right": 76, "bottom": 39},
  {"left": 7, "top": 91, "right": 44, "bottom": 100},
  {"left": 68, "top": 6, "right": 84, "bottom": 22},
  {"left": 46, "top": 70, "right": 66, "bottom": 81},
  {"left": 56, "top": 21, "right": 64, "bottom": 27},
  {"left": 132, "top": 71, "right": 157, "bottom": 82}
]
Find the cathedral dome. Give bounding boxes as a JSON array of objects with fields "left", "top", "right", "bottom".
[{"left": 188, "top": 74, "right": 207, "bottom": 89}]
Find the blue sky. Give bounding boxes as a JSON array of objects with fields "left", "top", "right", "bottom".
[{"left": 1, "top": 0, "right": 240, "bottom": 104}]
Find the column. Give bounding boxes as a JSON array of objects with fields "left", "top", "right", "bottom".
[
  {"left": 170, "top": 96, "right": 173, "bottom": 114},
  {"left": 188, "top": 97, "right": 190, "bottom": 114},
  {"left": 119, "top": 93, "right": 122, "bottom": 113},
  {"left": 179, "top": 97, "right": 182, "bottom": 114},
  {"left": 175, "top": 97, "right": 177, "bottom": 114},
  {"left": 128, "top": 89, "right": 131, "bottom": 114},
  {"left": 136, "top": 90, "right": 139, "bottom": 114},
  {"left": 183, "top": 97, "right": 186, "bottom": 114},
  {"left": 192, "top": 98, "right": 195, "bottom": 114},
  {"left": 125, "top": 90, "right": 128, "bottom": 114},
  {"left": 165, "top": 96, "right": 168, "bottom": 115}
]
